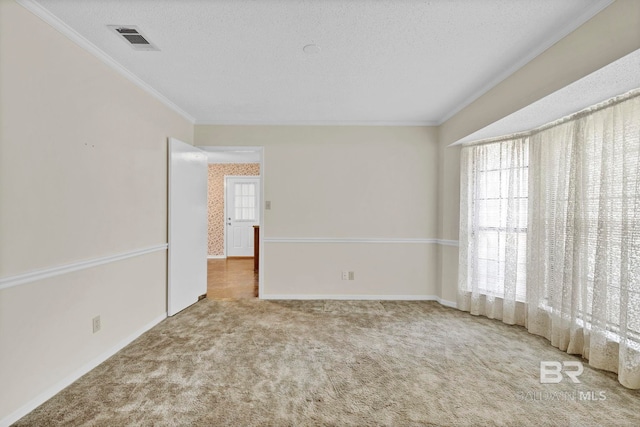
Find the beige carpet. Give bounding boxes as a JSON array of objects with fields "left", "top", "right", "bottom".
[{"left": 14, "top": 300, "right": 640, "bottom": 426}]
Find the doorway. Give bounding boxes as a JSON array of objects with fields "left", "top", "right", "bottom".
[
  {"left": 199, "top": 146, "right": 264, "bottom": 299},
  {"left": 207, "top": 258, "right": 258, "bottom": 299}
]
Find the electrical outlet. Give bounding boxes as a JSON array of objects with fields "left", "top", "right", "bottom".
[
  {"left": 92, "top": 315, "right": 101, "bottom": 333},
  {"left": 342, "top": 271, "right": 355, "bottom": 280},
  {"left": 265, "top": 201, "right": 272, "bottom": 210}
]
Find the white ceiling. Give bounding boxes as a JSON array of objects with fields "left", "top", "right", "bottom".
[{"left": 26, "top": 0, "right": 613, "bottom": 125}]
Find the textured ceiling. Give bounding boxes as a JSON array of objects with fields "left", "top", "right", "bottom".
[{"left": 28, "top": 0, "right": 612, "bottom": 125}]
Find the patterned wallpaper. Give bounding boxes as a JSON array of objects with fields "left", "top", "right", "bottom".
[{"left": 208, "top": 163, "right": 261, "bottom": 256}]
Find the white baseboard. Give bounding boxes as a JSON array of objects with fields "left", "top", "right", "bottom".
[
  {"left": 260, "top": 294, "right": 458, "bottom": 308},
  {"left": 207, "top": 255, "right": 226, "bottom": 259},
  {"left": 436, "top": 297, "right": 458, "bottom": 309},
  {"left": 1, "top": 313, "right": 167, "bottom": 427},
  {"left": 262, "top": 294, "right": 426, "bottom": 301}
]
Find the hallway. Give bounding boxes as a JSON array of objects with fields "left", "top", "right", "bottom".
[{"left": 207, "top": 258, "right": 258, "bottom": 299}]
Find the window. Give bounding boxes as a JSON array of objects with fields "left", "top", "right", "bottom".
[
  {"left": 459, "top": 89, "right": 640, "bottom": 389},
  {"left": 234, "top": 183, "right": 256, "bottom": 221},
  {"left": 462, "top": 138, "right": 528, "bottom": 301}
]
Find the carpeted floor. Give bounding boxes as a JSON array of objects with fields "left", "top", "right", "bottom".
[{"left": 14, "top": 300, "right": 640, "bottom": 426}]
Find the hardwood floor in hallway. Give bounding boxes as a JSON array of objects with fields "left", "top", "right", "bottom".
[{"left": 207, "top": 258, "right": 258, "bottom": 299}]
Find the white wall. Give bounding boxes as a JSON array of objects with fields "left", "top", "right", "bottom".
[
  {"left": 195, "top": 126, "right": 440, "bottom": 298},
  {"left": 0, "top": 0, "right": 193, "bottom": 423}
]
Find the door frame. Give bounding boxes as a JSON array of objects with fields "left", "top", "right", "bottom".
[
  {"left": 223, "top": 175, "right": 260, "bottom": 258},
  {"left": 198, "top": 146, "right": 265, "bottom": 298}
]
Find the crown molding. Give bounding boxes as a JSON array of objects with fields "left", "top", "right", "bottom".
[
  {"left": 436, "top": 0, "right": 614, "bottom": 125},
  {"left": 16, "top": 0, "right": 196, "bottom": 124},
  {"left": 18, "top": 0, "right": 612, "bottom": 129}
]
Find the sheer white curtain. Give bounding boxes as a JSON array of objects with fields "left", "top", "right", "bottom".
[
  {"left": 527, "top": 93, "right": 640, "bottom": 388},
  {"left": 459, "top": 89, "right": 640, "bottom": 389},
  {"left": 459, "top": 137, "right": 528, "bottom": 325}
]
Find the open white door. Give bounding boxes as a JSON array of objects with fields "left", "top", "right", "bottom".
[{"left": 168, "top": 138, "right": 208, "bottom": 316}]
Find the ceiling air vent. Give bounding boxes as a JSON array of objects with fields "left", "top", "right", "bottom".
[{"left": 107, "top": 25, "right": 159, "bottom": 51}]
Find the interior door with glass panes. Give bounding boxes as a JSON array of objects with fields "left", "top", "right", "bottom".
[{"left": 225, "top": 176, "right": 260, "bottom": 257}]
